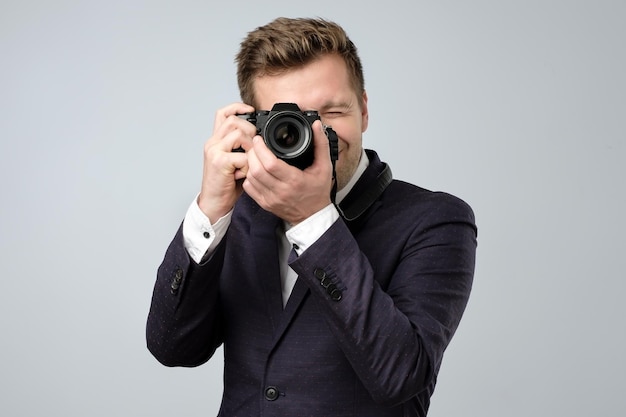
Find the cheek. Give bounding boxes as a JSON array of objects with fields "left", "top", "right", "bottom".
[{"left": 327, "top": 120, "right": 360, "bottom": 147}]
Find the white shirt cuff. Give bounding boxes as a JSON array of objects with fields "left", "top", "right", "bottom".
[
  {"left": 182, "top": 197, "right": 232, "bottom": 264},
  {"left": 285, "top": 204, "right": 339, "bottom": 256}
]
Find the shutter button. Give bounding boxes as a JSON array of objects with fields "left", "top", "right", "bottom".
[{"left": 264, "top": 386, "right": 279, "bottom": 401}]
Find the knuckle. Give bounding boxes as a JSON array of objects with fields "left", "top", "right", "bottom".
[
  {"left": 247, "top": 163, "right": 262, "bottom": 178},
  {"left": 264, "top": 156, "right": 282, "bottom": 172}
]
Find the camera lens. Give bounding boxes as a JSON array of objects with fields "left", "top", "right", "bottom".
[
  {"left": 274, "top": 122, "right": 300, "bottom": 150},
  {"left": 264, "top": 113, "right": 311, "bottom": 159}
]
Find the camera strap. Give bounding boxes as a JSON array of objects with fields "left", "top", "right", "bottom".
[
  {"left": 325, "top": 126, "right": 341, "bottom": 204},
  {"left": 325, "top": 128, "right": 393, "bottom": 222},
  {"left": 335, "top": 162, "right": 392, "bottom": 222}
]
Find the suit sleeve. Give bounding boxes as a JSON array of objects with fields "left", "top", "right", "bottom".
[
  {"left": 288, "top": 193, "right": 477, "bottom": 406},
  {"left": 146, "top": 224, "right": 226, "bottom": 367}
]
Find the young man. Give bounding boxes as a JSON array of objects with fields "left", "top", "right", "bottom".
[{"left": 147, "top": 17, "right": 477, "bottom": 416}]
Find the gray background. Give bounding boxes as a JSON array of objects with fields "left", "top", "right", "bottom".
[{"left": 1, "top": 1, "right": 624, "bottom": 416}]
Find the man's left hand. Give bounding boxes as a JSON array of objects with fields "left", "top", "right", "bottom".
[{"left": 243, "top": 120, "right": 334, "bottom": 225}]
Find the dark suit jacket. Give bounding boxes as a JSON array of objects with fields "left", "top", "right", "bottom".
[{"left": 147, "top": 150, "right": 477, "bottom": 416}]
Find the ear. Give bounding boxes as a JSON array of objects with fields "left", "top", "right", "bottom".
[{"left": 360, "top": 90, "right": 369, "bottom": 133}]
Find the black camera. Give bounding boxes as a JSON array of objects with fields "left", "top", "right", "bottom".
[{"left": 238, "top": 103, "right": 337, "bottom": 169}]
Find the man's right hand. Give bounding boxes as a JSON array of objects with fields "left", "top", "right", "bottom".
[{"left": 197, "top": 103, "right": 257, "bottom": 223}]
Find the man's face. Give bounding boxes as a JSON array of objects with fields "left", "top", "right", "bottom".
[{"left": 253, "top": 54, "right": 369, "bottom": 191}]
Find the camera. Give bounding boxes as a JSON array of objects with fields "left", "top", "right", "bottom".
[{"left": 237, "top": 103, "right": 337, "bottom": 169}]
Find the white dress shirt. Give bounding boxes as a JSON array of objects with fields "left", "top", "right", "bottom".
[{"left": 182, "top": 149, "right": 369, "bottom": 306}]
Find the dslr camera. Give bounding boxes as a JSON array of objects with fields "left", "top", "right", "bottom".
[{"left": 237, "top": 103, "right": 338, "bottom": 169}]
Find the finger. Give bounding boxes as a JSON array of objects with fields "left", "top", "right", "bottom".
[
  {"left": 207, "top": 112, "right": 257, "bottom": 156},
  {"left": 233, "top": 163, "right": 248, "bottom": 181},
  {"left": 309, "top": 120, "right": 332, "bottom": 170},
  {"left": 214, "top": 102, "right": 255, "bottom": 127},
  {"left": 249, "top": 135, "right": 286, "bottom": 180},
  {"left": 219, "top": 125, "right": 256, "bottom": 153},
  {"left": 230, "top": 151, "right": 249, "bottom": 174},
  {"left": 211, "top": 103, "right": 256, "bottom": 145}
]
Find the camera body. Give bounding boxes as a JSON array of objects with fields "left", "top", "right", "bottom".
[{"left": 238, "top": 103, "right": 336, "bottom": 169}]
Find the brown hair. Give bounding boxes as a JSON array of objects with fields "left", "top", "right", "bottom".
[{"left": 236, "top": 17, "right": 365, "bottom": 108}]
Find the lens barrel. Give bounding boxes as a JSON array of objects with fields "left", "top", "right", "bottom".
[{"left": 263, "top": 111, "right": 312, "bottom": 161}]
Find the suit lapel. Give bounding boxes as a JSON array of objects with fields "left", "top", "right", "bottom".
[
  {"left": 248, "top": 207, "right": 313, "bottom": 341},
  {"left": 249, "top": 208, "right": 284, "bottom": 334},
  {"left": 269, "top": 277, "right": 310, "bottom": 349}
]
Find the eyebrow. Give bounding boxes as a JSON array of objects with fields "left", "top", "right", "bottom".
[{"left": 317, "top": 100, "right": 353, "bottom": 112}]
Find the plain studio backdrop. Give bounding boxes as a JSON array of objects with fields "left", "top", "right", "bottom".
[{"left": 1, "top": 1, "right": 624, "bottom": 416}]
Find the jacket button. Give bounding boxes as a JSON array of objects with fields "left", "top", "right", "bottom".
[
  {"left": 320, "top": 276, "right": 332, "bottom": 289},
  {"left": 174, "top": 268, "right": 183, "bottom": 281},
  {"left": 264, "top": 386, "right": 279, "bottom": 401},
  {"left": 171, "top": 268, "right": 183, "bottom": 294},
  {"left": 314, "top": 268, "right": 326, "bottom": 280},
  {"left": 329, "top": 288, "right": 343, "bottom": 301}
]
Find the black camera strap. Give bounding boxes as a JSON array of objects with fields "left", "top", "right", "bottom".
[
  {"left": 335, "top": 162, "right": 392, "bottom": 222},
  {"left": 325, "top": 126, "right": 341, "bottom": 205},
  {"left": 325, "top": 128, "right": 393, "bottom": 222}
]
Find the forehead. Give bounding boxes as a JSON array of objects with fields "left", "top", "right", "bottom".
[{"left": 253, "top": 54, "right": 356, "bottom": 110}]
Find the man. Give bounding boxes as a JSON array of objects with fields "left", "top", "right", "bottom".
[{"left": 147, "top": 17, "right": 477, "bottom": 416}]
